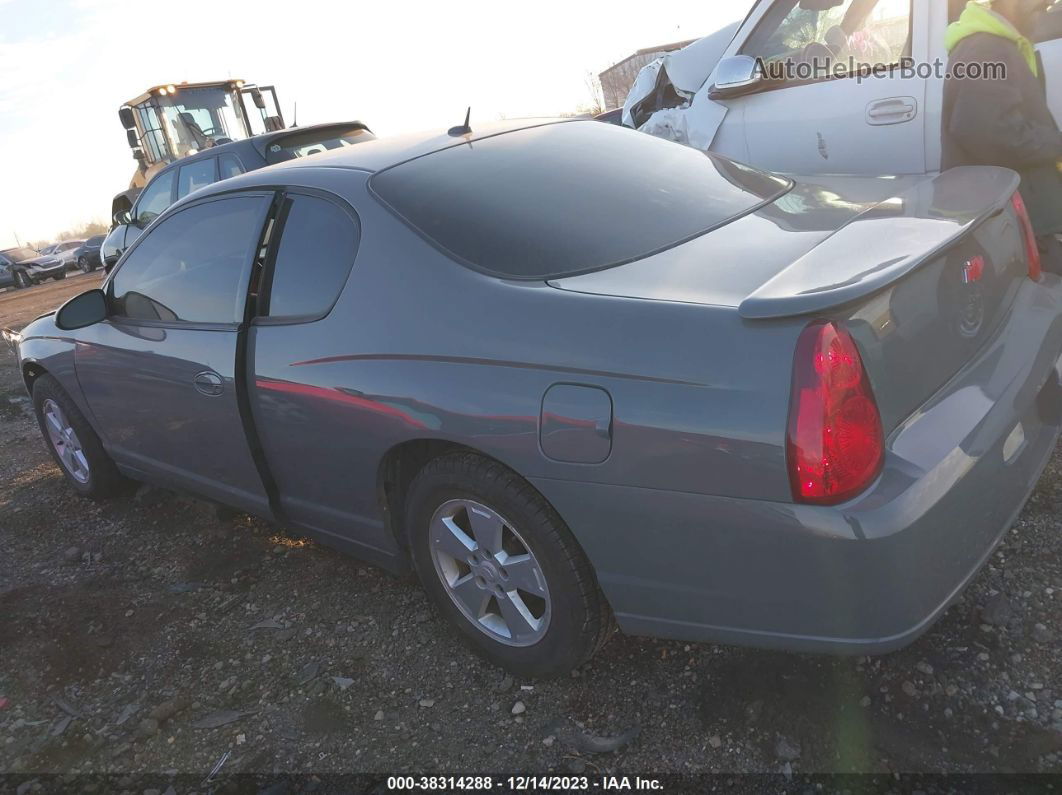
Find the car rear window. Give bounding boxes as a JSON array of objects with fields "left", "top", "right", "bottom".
[
  {"left": 369, "top": 121, "right": 790, "bottom": 279},
  {"left": 265, "top": 126, "right": 374, "bottom": 164}
]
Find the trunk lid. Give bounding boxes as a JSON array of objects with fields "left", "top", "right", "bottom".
[{"left": 551, "top": 166, "right": 1031, "bottom": 436}]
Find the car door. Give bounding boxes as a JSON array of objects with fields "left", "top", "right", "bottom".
[
  {"left": 244, "top": 190, "right": 395, "bottom": 553},
  {"left": 74, "top": 193, "right": 274, "bottom": 514},
  {"left": 721, "top": 0, "right": 926, "bottom": 175}
]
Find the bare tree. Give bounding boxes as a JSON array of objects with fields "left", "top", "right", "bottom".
[{"left": 31, "top": 220, "right": 110, "bottom": 249}]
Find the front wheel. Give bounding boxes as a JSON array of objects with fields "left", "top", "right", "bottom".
[
  {"left": 53, "top": 271, "right": 66, "bottom": 281},
  {"left": 32, "top": 375, "right": 127, "bottom": 499},
  {"left": 406, "top": 452, "right": 615, "bottom": 677},
  {"left": 13, "top": 270, "right": 30, "bottom": 289}
]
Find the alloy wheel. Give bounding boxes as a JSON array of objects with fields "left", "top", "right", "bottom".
[
  {"left": 428, "top": 499, "right": 551, "bottom": 646},
  {"left": 42, "top": 399, "right": 90, "bottom": 483},
  {"left": 79, "top": 257, "right": 88, "bottom": 273}
]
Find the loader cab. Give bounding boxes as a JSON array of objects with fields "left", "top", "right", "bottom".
[
  {"left": 112, "top": 80, "right": 284, "bottom": 220},
  {"left": 120, "top": 80, "right": 283, "bottom": 166}
]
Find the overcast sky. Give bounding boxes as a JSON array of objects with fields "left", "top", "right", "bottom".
[{"left": 0, "top": 0, "right": 749, "bottom": 249}]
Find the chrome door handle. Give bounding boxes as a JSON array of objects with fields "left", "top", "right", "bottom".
[
  {"left": 193, "top": 371, "right": 224, "bottom": 396},
  {"left": 866, "top": 97, "right": 917, "bottom": 126}
]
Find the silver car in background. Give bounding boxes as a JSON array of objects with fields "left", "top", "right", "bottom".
[{"left": 39, "top": 240, "right": 86, "bottom": 270}]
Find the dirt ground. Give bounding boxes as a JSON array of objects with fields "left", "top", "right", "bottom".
[{"left": 0, "top": 275, "right": 1060, "bottom": 788}]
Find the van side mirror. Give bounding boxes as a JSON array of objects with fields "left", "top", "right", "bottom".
[
  {"left": 55, "top": 290, "right": 108, "bottom": 331},
  {"left": 709, "top": 55, "right": 765, "bottom": 100}
]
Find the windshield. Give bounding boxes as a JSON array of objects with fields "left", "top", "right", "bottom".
[
  {"left": 3, "top": 247, "right": 40, "bottom": 262},
  {"left": 158, "top": 87, "right": 245, "bottom": 158},
  {"left": 265, "top": 127, "right": 375, "bottom": 164}
]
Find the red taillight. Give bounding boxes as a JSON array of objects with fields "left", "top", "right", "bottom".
[
  {"left": 1011, "top": 192, "right": 1041, "bottom": 282},
  {"left": 787, "top": 321, "right": 884, "bottom": 505}
]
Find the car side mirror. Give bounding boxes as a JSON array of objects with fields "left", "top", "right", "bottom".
[
  {"left": 55, "top": 289, "right": 108, "bottom": 331},
  {"left": 113, "top": 209, "right": 131, "bottom": 226},
  {"left": 709, "top": 55, "right": 764, "bottom": 100}
]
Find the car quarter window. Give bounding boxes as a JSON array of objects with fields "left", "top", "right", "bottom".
[
  {"left": 262, "top": 194, "right": 359, "bottom": 319},
  {"left": 744, "top": 0, "right": 911, "bottom": 76},
  {"left": 177, "top": 158, "right": 218, "bottom": 200},
  {"left": 111, "top": 196, "right": 268, "bottom": 325},
  {"left": 134, "top": 170, "right": 176, "bottom": 226},
  {"left": 218, "top": 153, "right": 246, "bottom": 179}
]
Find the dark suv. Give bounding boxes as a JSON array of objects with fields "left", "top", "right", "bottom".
[{"left": 101, "top": 121, "right": 373, "bottom": 270}]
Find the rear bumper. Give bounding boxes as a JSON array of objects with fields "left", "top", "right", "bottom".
[{"left": 533, "top": 277, "right": 1062, "bottom": 654}]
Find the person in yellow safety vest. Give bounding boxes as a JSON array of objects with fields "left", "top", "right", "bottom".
[{"left": 944, "top": 0, "right": 1062, "bottom": 271}]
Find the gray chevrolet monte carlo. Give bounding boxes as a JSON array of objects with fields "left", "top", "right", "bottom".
[{"left": 10, "top": 119, "right": 1062, "bottom": 676}]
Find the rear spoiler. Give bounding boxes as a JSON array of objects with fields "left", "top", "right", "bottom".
[
  {"left": 250, "top": 120, "right": 373, "bottom": 160},
  {"left": 738, "top": 167, "right": 1021, "bottom": 320}
]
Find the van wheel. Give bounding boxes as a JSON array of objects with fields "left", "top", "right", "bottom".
[
  {"left": 32, "top": 375, "right": 126, "bottom": 499},
  {"left": 406, "top": 452, "right": 614, "bottom": 677}
]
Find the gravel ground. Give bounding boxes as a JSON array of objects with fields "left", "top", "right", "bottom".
[{"left": 0, "top": 276, "right": 1060, "bottom": 787}]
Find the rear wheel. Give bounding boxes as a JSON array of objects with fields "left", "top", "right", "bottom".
[
  {"left": 32, "top": 375, "right": 126, "bottom": 499},
  {"left": 78, "top": 256, "right": 90, "bottom": 273},
  {"left": 406, "top": 452, "right": 614, "bottom": 677}
]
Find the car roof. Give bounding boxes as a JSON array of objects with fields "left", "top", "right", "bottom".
[
  {"left": 144, "top": 121, "right": 374, "bottom": 190},
  {"left": 212, "top": 118, "right": 574, "bottom": 182}
]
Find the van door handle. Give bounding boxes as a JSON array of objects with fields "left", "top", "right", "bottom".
[
  {"left": 866, "top": 97, "right": 917, "bottom": 126},
  {"left": 193, "top": 371, "right": 224, "bottom": 396}
]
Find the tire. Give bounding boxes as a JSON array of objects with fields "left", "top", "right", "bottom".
[
  {"left": 13, "top": 270, "right": 29, "bottom": 289},
  {"left": 54, "top": 271, "right": 66, "bottom": 281},
  {"left": 78, "top": 257, "right": 90, "bottom": 273},
  {"left": 406, "top": 452, "right": 615, "bottom": 677},
  {"left": 32, "top": 375, "right": 126, "bottom": 499}
]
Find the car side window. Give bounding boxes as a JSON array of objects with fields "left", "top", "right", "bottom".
[
  {"left": 134, "top": 171, "right": 176, "bottom": 227},
  {"left": 111, "top": 196, "right": 268, "bottom": 325},
  {"left": 744, "top": 0, "right": 911, "bottom": 78},
  {"left": 218, "top": 153, "right": 246, "bottom": 180},
  {"left": 262, "top": 194, "right": 359, "bottom": 319},
  {"left": 177, "top": 158, "right": 218, "bottom": 200}
]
